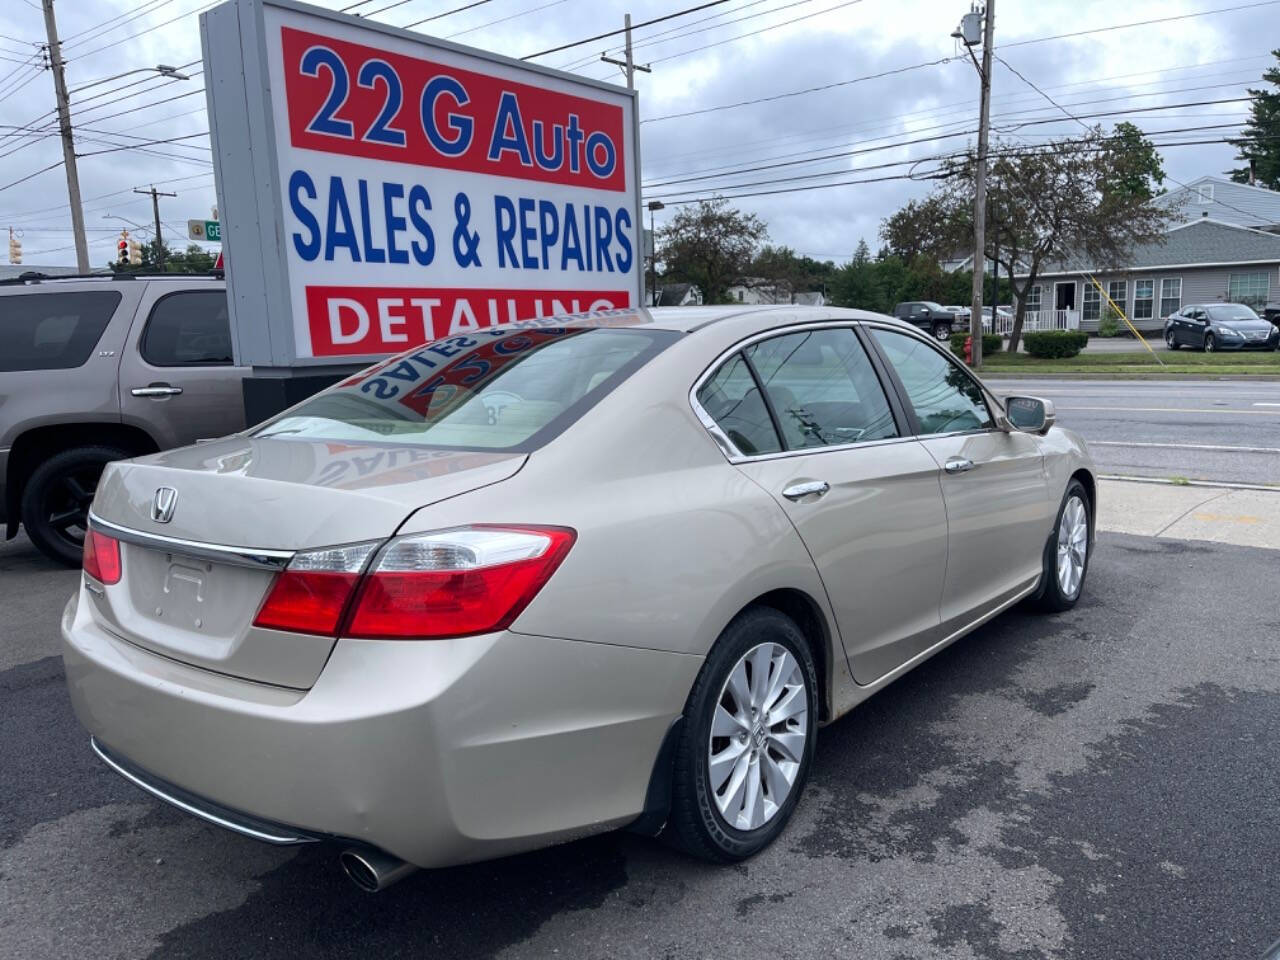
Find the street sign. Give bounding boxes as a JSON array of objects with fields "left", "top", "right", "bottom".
[
  {"left": 188, "top": 219, "right": 221, "bottom": 242},
  {"left": 201, "top": 0, "right": 642, "bottom": 367}
]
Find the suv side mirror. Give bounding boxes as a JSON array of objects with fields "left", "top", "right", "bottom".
[{"left": 1004, "top": 395, "right": 1055, "bottom": 434}]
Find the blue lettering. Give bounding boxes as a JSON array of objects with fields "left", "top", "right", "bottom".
[
  {"left": 532, "top": 120, "right": 563, "bottom": 171},
  {"left": 383, "top": 182, "right": 408, "bottom": 265},
  {"left": 408, "top": 185, "right": 434, "bottom": 265},
  {"left": 488, "top": 91, "right": 532, "bottom": 166},
  {"left": 585, "top": 131, "right": 616, "bottom": 179},
  {"left": 518, "top": 197, "right": 538, "bottom": 270},
  {"left": 565, "top": 114, "right": 584, "bottom": 174},
  {"left": 614, "top": 207, "right": 633, "bottom": 273},
  {"left": 495, "top": 195, "right": 518, "bottom": 268},
  {"left": 288, "top": 169, "right": 320, "bottom": 261},
  {"left": 324, "top": 176, "right": 360, "bottom": 262},
  {"left": 360, "top": 378, "right": 398, "bottom": 400},
  {"left": 561, "top": 204, "right": 584, "bottom": 271},
  {"left": 594, "top": 206, "right": 613, "bottom": 273},
  {"left": 421, "top": 76, "right": 472, "bottom": 157},
  {"left": 357, "top": 179, "right": 385, "bottom": 264},
  {"left": 538, "top": 200, "right": 559, "bottom": 270}
]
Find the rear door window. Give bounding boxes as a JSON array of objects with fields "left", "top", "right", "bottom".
[
  {"left": 0, "top": 290, "right": 121, "bottom": 371},
  {"left": 256, "top": 325, "right": 677, "bottom": 451},
  {"left": 140, "top": 290, "right": 233, "bottom": 366},
  {"left": 745, "top": 328, "right": 897, "bottom": 449},
  {"left": 696, "top": 353, "right": 782, "bottom": 456}
]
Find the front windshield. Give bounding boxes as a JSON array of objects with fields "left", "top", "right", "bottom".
[
  {"left": 1207, "top": 305, "right": 1260, "bottom": 323},
  {"left": 255, "top": 324, "right": 675, "bottom": 451}
]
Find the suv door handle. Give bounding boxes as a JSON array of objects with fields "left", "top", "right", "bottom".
[
  {"left": 782, "top": 480, "right": 830, "bottom": 501},
  {"left": 944, "top": 457, "right": 975, "bottom": 474},
  {"left": 131, "top": 385, "right": 183, "bottom": 397}
]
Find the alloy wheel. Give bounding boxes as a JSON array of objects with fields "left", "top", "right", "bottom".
[
  {"left": 707, "top": 642, "right": 809, "bottom": 831},
  {"left": 1056, "top": 495, "right": 1089, "bottom": 599},
  {"left": 40, "top": 467, "right": 98, "bottom": 552},
  {"left": 1205, "top": 334, "right": 1215, "bottom": 353},
  {"left": 1165, "top": 331, "right": 1176, "bottom": 349},
  {"left": 933, "top": 322, "right": 951, "bottom": 341}
]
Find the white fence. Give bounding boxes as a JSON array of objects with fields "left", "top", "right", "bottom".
[{"left": 983, "top": 310, "right": 1079, "bottom": 335}]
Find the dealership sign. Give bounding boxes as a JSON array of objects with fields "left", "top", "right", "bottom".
[{"left": 200, "top": 0, "right": 642, "bottom": 366}]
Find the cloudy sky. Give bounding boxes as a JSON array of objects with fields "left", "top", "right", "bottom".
[{"left": 0, "top": 0, "right": 1273, "bottom": 268}]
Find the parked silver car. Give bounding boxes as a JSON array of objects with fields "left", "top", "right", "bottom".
[
  {"left": 62, "top": 305, "right": 1095, "bottom": 890},
  {"left": 0, "top": 274, "right": 246, "bottom": 565}
]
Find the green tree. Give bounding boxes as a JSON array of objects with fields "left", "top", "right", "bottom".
[
  {"left": 1230, "top": 48, "right": 1280, "bottom": 189},
  {"left": 1101, "top": 121, "right": 1166, "bottom": 201},
  {"left": 880, "top": 195, "right": 954, "bottom": 262},
  {"left": 108, "top": 240, "right": 217, "bottom": 274},
  {"left": 656, "top": 198, "right": 767, "bottom": 304}
]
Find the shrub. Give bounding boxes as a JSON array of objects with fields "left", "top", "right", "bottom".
[
  {"left": 1024, "top": 330, "right": 1090, "bottom": 359},
  {"left": 950, "top": 332, "right": 1004, "bottom": 359},
  {"left": 1096, "top": 316, "right": 1121, "bottom": 337}
]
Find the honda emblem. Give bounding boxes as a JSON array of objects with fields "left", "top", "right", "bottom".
[{"left": 151, "top": 486, "right": 178, "bottom": 524}]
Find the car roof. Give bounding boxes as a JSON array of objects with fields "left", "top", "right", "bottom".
[
  {"left": 645, "top": 304, "right": 910, "bottom": 334},
  {"left": 0, "top": 272, "right": 223, "bottom": 291}
]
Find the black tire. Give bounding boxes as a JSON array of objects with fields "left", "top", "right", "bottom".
[
  {"left": 1035, "top": 479, "right": 1092, "bottom": 613},
  {"left": 1204, "top": 333, "right": 1215, "bottom": 353},
  {"left": 20, "top": 445, "right": 129, "bottom": 566},
  {"left": 1165, "top": 330, "right": 1178, "bottom": 350},
  {"left": 666, "top": 607, "right": 818, "bottom": 862},
  {"left": 932, "top": 321, "right": 952, "bottom": 341}
]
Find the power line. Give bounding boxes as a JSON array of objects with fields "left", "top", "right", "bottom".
[
  {"left": 403, "top": 0, "right": 494, "bottom": 30},
  {"left": 446, "top": 0, "right": 570, "bottom": 39},
  {"left": 521, "top": 0, "right": 732, "bottom": 59},
  {"left": 75, "top": 131, "right": 211, "bottom": 159},
  {"left": 0, "top": 161, "right": 64, "bottom": 194},
  {"left": 647, "top": 0, "right": 864, "bottom": 67},
  {"left": 71, "top": 1, "right": 219, "bottom": 59},
  {"left": 1001, "top": 0, "right": 1280, "bottom": 50}
]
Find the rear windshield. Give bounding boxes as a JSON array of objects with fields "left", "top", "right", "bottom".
[
  {"left": 255, "top": 325, "right": 678, "bottom": 451},
  {"left": 0, "top": 290, "right": 121, "bottom": 371}
]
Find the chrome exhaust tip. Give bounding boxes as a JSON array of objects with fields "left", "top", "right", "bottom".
[{"left": 339, "top": 847, "right": 417, "bottom": 893}]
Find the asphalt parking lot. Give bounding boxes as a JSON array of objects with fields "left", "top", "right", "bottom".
[{"left": 4, "top": 517, "right": 1279, "bottom": 960}]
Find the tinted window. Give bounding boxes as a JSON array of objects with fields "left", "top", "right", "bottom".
[
  {"left": 1206, "top": 304, "right": 1260, "bottom": 323},
  {"left": 746, "top": 328, "right": 897, "bottom": 449},
  {"left": 257, "top": 325, "right": 674, "bottom": 451},
  {"left": 141, "top": 291, "right": 233, "bottom": 366},
  {"left": 871, "top": 328, "right": 993, "bottom": 434},
  {"left": 696, "top": 353, "right": 782, "bottom": 456},
  {"left": 0, "top": 290, "right": 120, "bottom": 371}
]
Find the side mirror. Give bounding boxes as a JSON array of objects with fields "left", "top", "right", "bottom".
[{"left": 1004, "top": 395, "right": 1055, "bottom": 434}]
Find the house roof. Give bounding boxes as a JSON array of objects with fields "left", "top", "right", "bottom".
[
  {"left": 1154, "top": 174, "right": 1280, "bottom": 229},
  {"left": 655, "top": 282, "right": 696, "bottom": 306},
  {"left": 1031, "top": 218, "right": 1280, "bottom": 278}
]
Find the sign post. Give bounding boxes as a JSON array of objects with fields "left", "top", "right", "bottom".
[{"left": 200, "top": 0, "right": 642, "bottom": 417}]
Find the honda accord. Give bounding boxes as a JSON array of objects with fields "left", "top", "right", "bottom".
[{"left": 61, "top": 305, "right": 1095, "bottom": 890}]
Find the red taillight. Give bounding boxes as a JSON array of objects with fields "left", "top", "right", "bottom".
[
  {"left": 252, "top": 542, "right": 378, "bottom": 636},
  {"left": 347, "top": 526, "right": 575, "bottom": 640},
  {"left": 82, "top": 530, "right": 121, "bottom": 585}
]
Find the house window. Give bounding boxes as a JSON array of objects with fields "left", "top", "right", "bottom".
[
  {"left": 1082, "top": 283, "right": 1101, "bottom": 322},
  {"left": 1133, "top": 279, "right": 1154, "bottom": 319},
  {"left": 1025, "top": 284, "right": 1041, "bottom": 313},
  {"left": 1107, "top": 280, "right": 1127, "bottom": 315},
  {"left": 1195, "top": 183, "right": 1214, "bottom": 203},
  {"left": 1160, "top": 278, "right": 1182, "bottom": 317},
  {"left": 1228, "top": 272, "right": 1271, "bottom": 308}
]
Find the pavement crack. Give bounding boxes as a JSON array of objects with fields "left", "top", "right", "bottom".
[{"left": 1154, "top": 489, "right": 1230, "bottom": 538}]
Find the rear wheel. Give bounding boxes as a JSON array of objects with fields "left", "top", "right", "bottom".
[
  {"left": 1036, "top": 479, "right": 1091, "bottom": 613},
  {"left": 667, "top": 608, "right": 817, "bottom": 862},
  {"left": 20, "top": 445, "right": 128, "bottom": 566},
  {"left": 932, "top": 321, "right": 952, "bottom": 341},
  {"left": 1204, "top": 333, "right": 1216, "bottom": 353}
]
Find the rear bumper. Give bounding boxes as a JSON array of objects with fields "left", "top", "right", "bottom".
[{"left": 61, "top": 589, "right": 700, "bottom": 868}]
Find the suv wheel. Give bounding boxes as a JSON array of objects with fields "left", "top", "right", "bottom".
[
  {"left": 932, "top": 321, "right": 952, "bottom": 341},
  {"left": 666, "top": 607, "right": 817, "bottom": 862},
  {"left": 20, "top": 445, "right": 128, "bottom": 566}
]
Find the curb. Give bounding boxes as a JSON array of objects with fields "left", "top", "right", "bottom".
[{"left": 1099, "top": 474, "right": 1280, "bottom": 493}]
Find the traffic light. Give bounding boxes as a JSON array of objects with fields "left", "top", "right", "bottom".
[
  {"left": 8, "top": 228, "right": 20, "bottom": 265},
  {"left": 128, "top": 237, "right": 142, "bottom": 265},
  {"left": 117, "top": 231, "right": 129, "bottom": 266}
]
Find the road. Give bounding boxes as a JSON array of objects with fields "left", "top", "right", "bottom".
[
  {"left": 987, "top": 378, "right": 1280, "bottom": 486},
  {"left": 5, "top": 513, "right": 1280, "bottom": 960}
]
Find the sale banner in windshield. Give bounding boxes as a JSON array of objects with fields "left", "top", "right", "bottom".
[{"left": 202, "top": 0, "right": 642, "bottom": 365}]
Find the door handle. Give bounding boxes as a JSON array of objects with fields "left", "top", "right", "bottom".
[
  {"left": 944, "top": 457, "right": 975, "bottom": 474},
  {"left": 782, "top": 480, "right": 830, "bottom": 501},
  {"left": 131, "top": 385, "right": 183, "bottom": 397}
]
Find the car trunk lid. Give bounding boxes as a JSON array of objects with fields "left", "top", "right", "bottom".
[{"left": 85, "top": 436, "right": 525, "bottom": 688}]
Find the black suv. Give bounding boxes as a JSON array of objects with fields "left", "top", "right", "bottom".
[{"left": 893, "top": 301, "right": 955, "bottom": 341}]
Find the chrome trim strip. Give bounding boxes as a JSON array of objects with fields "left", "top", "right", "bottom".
[
  {"left": 87, "top": 512, "right": 293, "bottom": 570},
  {"left": 90, "top": 738, "right": 316, "bottom": 845}
]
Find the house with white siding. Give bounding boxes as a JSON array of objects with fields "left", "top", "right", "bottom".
[{"left": 1015, "top": 178, "right": 1280, "bottom": 334}]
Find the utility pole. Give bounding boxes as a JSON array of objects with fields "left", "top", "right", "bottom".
[
  {"left": 41, "top": 0, "right": 89, "bottom": 273},
  {"left": 647, "top": 199, "right": 664, "bottom": 306},
  {"left": 953, "top": 1, "right": 994, "bottom": 368},
  {"left": 601, "top": 14, "right": 651, "bottom": 89},
  {"left": 135, "top": 185, "right": 176, "bottom": 270}
]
